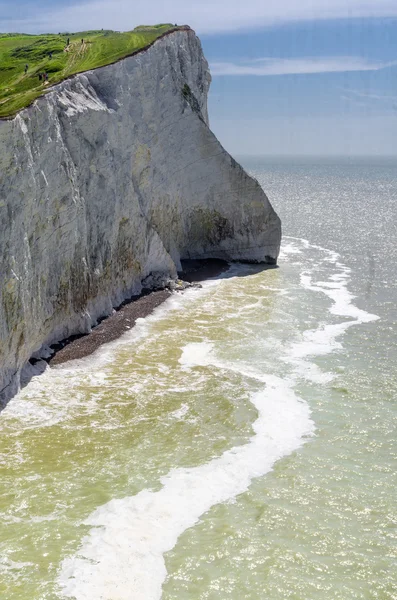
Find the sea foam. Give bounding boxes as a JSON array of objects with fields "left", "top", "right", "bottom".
[
  {"left": 59, "top": 360, "right": 313, "bottom": 600},
  {"left": 58, "top": 237, "right": 379, "bottom": 599},
  {"left": 284, "top": 238, "right": 379, "bottom": 384}
]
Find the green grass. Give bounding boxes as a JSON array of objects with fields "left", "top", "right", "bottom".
[{"left": 0, "top": 24, "right": 181, "bottom": 118}]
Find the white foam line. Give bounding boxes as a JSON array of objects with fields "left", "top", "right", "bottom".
[
  {"left": 51, "top": 263, "right": 246, "bottom": 376},
  {"left": 59, "top": 370, "right": 313, "bottom": 600},
  {"left": 295, "top": 269, "right": 379, "bottom": 356},
  {"left": 284, "top": 236, "right": 340, "bottom": 261},
  {"left": 58, "top": 236, "right": 380, "bottom": 599},
  {"left": 2, "top": 262, "right": 261, "bottom": 434},
  {"left": 282, "top": 238, "right": 379, "bottom": 383},
  {"left": 1, "top": 278, "right": 233, "bottom": 430}
]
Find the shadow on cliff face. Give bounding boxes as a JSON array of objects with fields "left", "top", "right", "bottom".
[
  {"left": 179, "top": 258, "right": 230, "bottom": 282},
  {"left": 180, "top": 258, "right": 278, "bottom": 283}
]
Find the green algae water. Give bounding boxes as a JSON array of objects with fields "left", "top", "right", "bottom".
[{"left": 1, "top": 157, "right": 396, "bottom": 599}]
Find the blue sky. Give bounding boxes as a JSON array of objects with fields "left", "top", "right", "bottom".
[{"left": 1, "top": 1, "right": 396, "bottom": 156}]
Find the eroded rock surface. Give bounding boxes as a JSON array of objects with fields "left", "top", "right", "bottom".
[{"left": 0, "top": 28, "right": 281, "bottom": 404}]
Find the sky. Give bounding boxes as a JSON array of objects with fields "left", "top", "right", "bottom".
[{"left": 1, "top": 1, "right": 396, "bottom": 156}]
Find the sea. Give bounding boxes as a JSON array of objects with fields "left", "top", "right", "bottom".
[{"left": 0, "top": 156, "right": 396, "bottom": 599}]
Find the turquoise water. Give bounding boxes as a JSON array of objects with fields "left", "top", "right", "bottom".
[{"left": 0, "top": 158, "right": 396, "bottom": 599}]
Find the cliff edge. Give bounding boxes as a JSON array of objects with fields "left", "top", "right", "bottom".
[{"left": 0, "top": 28, "right": 281, "bottom": 405}]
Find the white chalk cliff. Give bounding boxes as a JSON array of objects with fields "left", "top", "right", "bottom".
[{"left": 0, "top": 28, "right": 281, "bottom": 404}]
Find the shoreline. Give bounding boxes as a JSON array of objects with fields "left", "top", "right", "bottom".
[{"left": 48, "top": 258, "right": 229, "bottom": 367}]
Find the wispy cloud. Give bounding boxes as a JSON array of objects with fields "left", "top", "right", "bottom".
[
  {"left": 342, "top": 88, "right": 397, "bottom": 102},
  {"left": 340, "top": 87, "right": 397, "bottom": 112},
  {"left": 210, "top": 56, "right": 397, "bottom": 77},
  {"left": 2, "top": 0, "right": 397, "bottom": 34}
]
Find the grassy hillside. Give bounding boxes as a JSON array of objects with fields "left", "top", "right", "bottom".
[{"left": 0, "top": 24, "right": 180, "bottom": 118}]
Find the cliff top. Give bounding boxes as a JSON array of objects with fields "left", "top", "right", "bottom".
[{"left": 0, "top": 24, "right": 188, "bottom": 118}]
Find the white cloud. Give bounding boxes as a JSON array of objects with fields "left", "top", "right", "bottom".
[
  {"left": 2, "top": 0, "right": 397, "bottom": 34},
  {"left": 210, "top": 56, "right": 397, "bottom": 76}
]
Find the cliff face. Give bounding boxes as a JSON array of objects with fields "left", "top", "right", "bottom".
[{"left": 0, "top": 29, "right": 281, "bottom": 405}]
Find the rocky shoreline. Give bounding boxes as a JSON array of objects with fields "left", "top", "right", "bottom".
[{"left": 47, "top": 259, "right": 229, "bottom": 367}]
